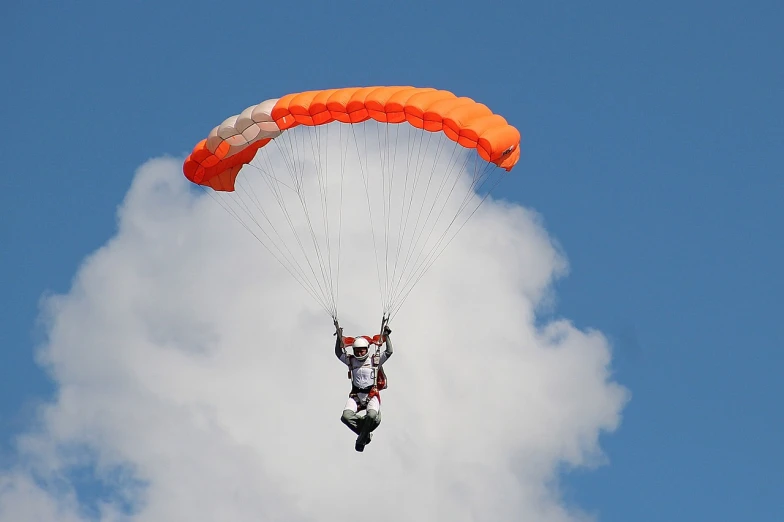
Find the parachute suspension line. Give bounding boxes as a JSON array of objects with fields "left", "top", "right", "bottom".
[
  {"left": 395, "top": 167, "right": 508, "bottom": 314},
  {"left": 366, "top": 122, "right": 392, "bottom": 313},
  {"left": 388, "top": 161, "right": 510, "bottom": 320},
  {"left": 371, "top": 121, "right": 386, "bottom": 309},
  {"left": 291, "top": 130, "right": 335, "bottom": 310},
  {"left": 241, "top": 160, "right": 328, "bottom": 304},
  {"left": 320, "top": 123, "right": 340, "bottom": 317},
  {"left": 350, "top": 123, "right": 386, "bottom": 312},
  {"left": 293, "top": 123, "right": 305, "bottom": 189},
  {"left": 376, "top": 121, "right": 398, "bottom": 315},
  {"left": 296, "top": 127, "right": 341, "bottom": 317},
  {"left": 261, "top": 135, "right": 339, "bottom": 317},
  {"left": 386, "top": 128, "right": 424, "bottom": 312},
  {"left": 291, "top": 126, "right": 337, "bottom": 310},
  {"left": 198, "top": 185, "right": 334, "bottom": 316},
  {"left": 297, "top": 126, "right": 332, "bottom": 311},
  {"left": 387, "top": 132, "right": 456, "bottom": 309},
  {"left": 386, "top": 127, "right": 433, "bottom": 311},
  {"left": 247, "top": 154, "right": 338, "bottom": 316},
  {"left": 376, "top": 121, "right": 391, "bottom": 312},
  {"left": 251, "top": 153, "right": 333, "bottom": 314},
  {"left": 393, "top": 137, "right": 470, "bottom": 293},
  {"left": 394, "top": 125, "right": 423, "bottom": 270},
  {"left": 378, "top": 122, "right": 429, "bottom": 316},
  {"left": 240, "top": 177, "right": 336, "bottom": 316},
  {"left": 335, "top": 123, "right": 347, "bottom": 317},
  {"left": 388, "top": 153, "right": 486, "bottom": 309},
  {"left": 306, "top": 124, "right": 339, "bottom": 312},
  {"left": 383, "top": 122, "right": 401, "bottom": 315},
  {"left": 451, "top": 154, "right": 497, "bottom": 220},
  {"left": 386, "top": 124, "right": 419, "bottom": 313}
]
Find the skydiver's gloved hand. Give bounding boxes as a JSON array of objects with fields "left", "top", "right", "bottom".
[{"left": 382, "top": 324, "right": 393, "bottom": 356}]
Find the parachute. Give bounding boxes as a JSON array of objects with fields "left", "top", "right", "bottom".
[{"left": 183, "top": 86, "right": 521, "bottom": 320}]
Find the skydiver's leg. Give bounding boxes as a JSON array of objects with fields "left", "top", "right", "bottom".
[
  {"left": 341, "top": 410, "right": 362, "bottom": 434},
  {"left": 364, "top": 396, "right": 382, "bottom": 433},
  {"left": 341, "top": 398, "right": 362, "bottom": 435},
  {"left": 364, "top": 409, "right": 381, "bottom": 433},
  {"left": 356, "top": 397, "right": 381, "bottom": 449}
]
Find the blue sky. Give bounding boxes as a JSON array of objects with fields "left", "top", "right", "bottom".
[{"left": 2, "top": 1, "right": 782, "bottom": 520}]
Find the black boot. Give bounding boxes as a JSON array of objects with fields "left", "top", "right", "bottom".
[
  {"left": 355, "top": 434, "right": 366, "bottom": 452},
  {"left": 354, "top": 430, "right": 372, "bottom": 452}
]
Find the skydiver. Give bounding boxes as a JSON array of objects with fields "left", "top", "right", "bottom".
[{"left": 333, "top": 319, "right": 393, "bottom": 452}]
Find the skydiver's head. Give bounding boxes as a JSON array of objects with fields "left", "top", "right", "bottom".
[{"left": 352, "top": 337, "right": 370, "bottom": 360}]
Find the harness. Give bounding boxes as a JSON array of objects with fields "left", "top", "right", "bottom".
[{"left": 344, "top": 336, "right": 388, "bottom": 411}]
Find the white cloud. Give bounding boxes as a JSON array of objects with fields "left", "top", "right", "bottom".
[{"left": 1, "top": 145, "right": 629, "bottom": 521}]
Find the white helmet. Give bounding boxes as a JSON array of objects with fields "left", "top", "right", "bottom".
[{"left": 352, "top": 337, "right": 370, "bottom": 360}]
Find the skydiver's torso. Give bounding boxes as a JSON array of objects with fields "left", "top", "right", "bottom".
[{"left": 340, "top": 352, "right": 388, "bottom": 389}]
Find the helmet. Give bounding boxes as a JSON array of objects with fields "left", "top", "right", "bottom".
[
  {"left": 352, "top": 337, "right": 370, "bottom": 349},
  {"left": 352, "top": 337, "right": 370, "bottom": 360}
]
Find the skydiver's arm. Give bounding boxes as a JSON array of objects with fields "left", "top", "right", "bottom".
[
  {"left": 380, "top": 326, "right": 393, "bottom": 363},
  {"left": 384, "top": 334, "right": 393, "bottom": 356},
  {"left": 334, "top": 332, "right": 345, "bottom": 359}
]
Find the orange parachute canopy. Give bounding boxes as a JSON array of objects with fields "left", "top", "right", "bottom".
[
  {"left": 183, "top": 86, "right": 521, "bottom": 192},
  {"left": 181, "top": 86, "right": 522, "bottom": 320}
]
